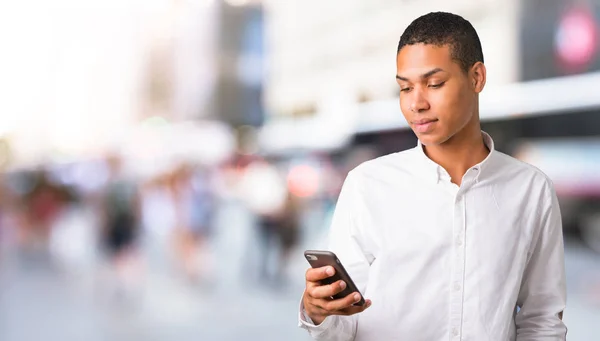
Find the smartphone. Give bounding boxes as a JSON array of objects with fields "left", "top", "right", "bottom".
[{"left": 304, "top": 250, "right": 366, "bottom": 306}]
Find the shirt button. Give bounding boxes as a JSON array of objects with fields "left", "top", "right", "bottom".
[
  {"left": 457, "top": 239, "right": 463, "bottom": 246},
  {"left": 454, "top": 283, "right": 461, "bottom": 291},
  {"left": 452, "top": 328, "right": 459, "bottom": 336}
]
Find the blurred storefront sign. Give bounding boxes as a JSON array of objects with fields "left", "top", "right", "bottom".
[
  {"left": 520, "top": 0, "right": 600, "bottom": 80},
  {"left": 555, "top": 6, "right": 599, "bottom": 73}
]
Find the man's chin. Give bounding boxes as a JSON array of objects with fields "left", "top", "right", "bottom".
[{"left": 415, "top": 132, "right": 444, "bottom": 146}]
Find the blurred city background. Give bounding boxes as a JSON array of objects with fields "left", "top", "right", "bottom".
[{"left": 0, "top": 0, "right": 599, "bottom": 340}]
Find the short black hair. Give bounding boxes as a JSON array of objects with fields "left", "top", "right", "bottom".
[{"left": 397, "top": 12, "right": 484, "bottom": 73}]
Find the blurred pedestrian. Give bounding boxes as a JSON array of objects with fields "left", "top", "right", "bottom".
[
  {"left": 171, "top": 163, "right": 215, "bottom": 284},
  {"left": 238, "top": 157, "right": 289, "bottom": 287},
  {"left": 19, "top": 169, "right": 72, "bottom": 259},
  {"left": 99, "top": 154, "right": 142, "bottom": 305}
]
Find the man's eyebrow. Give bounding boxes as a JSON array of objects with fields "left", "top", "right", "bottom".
[{"left": 396, "top": 68, "right": 445, "bottom": 81}]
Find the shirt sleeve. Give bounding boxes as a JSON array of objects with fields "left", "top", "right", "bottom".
[
  {"left": 298, "top": 170, "right": 373, "bottom": 341},
  {"left": 515, "top": 181, "right": 568, "bottom": 340}
]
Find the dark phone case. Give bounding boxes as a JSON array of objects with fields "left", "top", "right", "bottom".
[{"left": 304, "top": 250, "right": 366, "bottom": 306}]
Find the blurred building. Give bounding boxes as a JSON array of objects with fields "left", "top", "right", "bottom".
[
  {"left": 141, "top": 0, "right": 219, "bottom": 122},
  {"left": 216, "top": 0, "right": 265, "bottom": 127},
  {"left": 0, "top": 1, "right": 151, "bottom": 166},
  {"left": 0, "top": 0, "right": 238, "bottom": 170}
]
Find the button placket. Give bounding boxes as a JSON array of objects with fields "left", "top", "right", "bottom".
[{"left": 449, "top": 193, "right": 467, "bottom": 340}]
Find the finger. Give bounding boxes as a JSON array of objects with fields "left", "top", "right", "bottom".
[
  {"left": 322, "top": 292, "right": 365, "bottom": 311},
  {"left": 305, "top": 266, "right": 335, "bottom": 282},
  {"left": 309, "top": 296, "right": 371, "bottom": 317},
  {"left": 335, "top": 299, "right": 372, "bottom": 316},
  {"left": 307, "top": 279, "right": 346, "bottom": 299}
]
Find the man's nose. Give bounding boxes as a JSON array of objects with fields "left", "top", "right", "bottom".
[{"left": 410, "top": 90, "right": 430, "bottom": 113}]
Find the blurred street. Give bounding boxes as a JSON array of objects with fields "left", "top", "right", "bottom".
[
  {"left": 0, "top": 202, "right": 599, "bottom": 341},
  {"left": 0, "top": 200, "right": 315, "bottom": 341}
]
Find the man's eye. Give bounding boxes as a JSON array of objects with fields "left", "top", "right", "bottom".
[
  {"left": 400, "top": 87, "right": 411, "bottom": 92},
  {"left": 429, "top": 82, "right": 445, "bottom": 88}
]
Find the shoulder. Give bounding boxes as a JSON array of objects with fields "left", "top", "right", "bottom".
[
  {"left": 349, "top": 148, "right": 417, "bottom": 180},
  {"left": 490, "top": 151, "right": 555, "bottom": 198}
]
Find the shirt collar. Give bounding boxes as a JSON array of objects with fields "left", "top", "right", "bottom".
[{"left": 414, "top": 131, "right": 496, "bottom": 184}]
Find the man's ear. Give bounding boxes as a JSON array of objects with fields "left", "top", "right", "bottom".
[{"left": 470, "top": 62, "right": 486, "bottom": 93}]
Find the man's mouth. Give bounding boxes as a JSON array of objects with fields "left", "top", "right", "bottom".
[{"left": 413, "top": 119, "right": 438, "bottom": 133}]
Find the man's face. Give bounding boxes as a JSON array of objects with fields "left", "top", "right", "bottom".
[{"left": 396, "top": 44, "right": 481, "bottom": 146}]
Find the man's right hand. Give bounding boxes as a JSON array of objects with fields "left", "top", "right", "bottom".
[{"left": 303, "top": 266, "right": 372, "bottom": 325}]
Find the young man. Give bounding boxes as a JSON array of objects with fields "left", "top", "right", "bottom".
[{"left": 299, "top": 12, "right": 567, "bottom": 341}]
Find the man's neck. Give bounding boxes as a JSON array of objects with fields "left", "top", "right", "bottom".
[{"left": 422, "top": 128, "right": 489, "bottom": 186}]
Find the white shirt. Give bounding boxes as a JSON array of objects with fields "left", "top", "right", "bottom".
[{"left": 299, "top": 132, "right": 567, "bottom": 341}]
